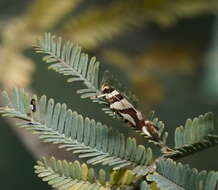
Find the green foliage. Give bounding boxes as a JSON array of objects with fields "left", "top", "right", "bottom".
[
  {"left": 168, "top": 113, "right": 218, "bottom": 159},
  {"left": 35, "top": 157, "right": 137, "bottom": 190},
  {"left": 175, "top": 112, "right": 214, "bottom": 147},
  {"left": 0, "top": 89, "right": 153, "bottom": 171},
  {"left": 35, "top": 32, "right": 101, "bottom": 99},
  {"left": 35, "top": 157, "right": 109, "bottom": 190},
  {"left": 110, "top": 169, "right": 137, "bottom": 186},
  {"left": 2, "top": 32, "right": 218, "bottom": 190},
  {"left": 169, "top": 135, "right": 218, "bottom": 159},
  {"left": 147, "top": 158, "right": 218, "bottom": 190}
]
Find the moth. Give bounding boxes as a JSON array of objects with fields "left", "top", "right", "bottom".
[
  {"left": 30, "top": 98, "right": 36, "bottom": 112},
  {"left": 27, "top": 98, "right": 37, "bottom": 119},
  {"left": 96, "top": 84, "right": 160, "bottom": 140}
]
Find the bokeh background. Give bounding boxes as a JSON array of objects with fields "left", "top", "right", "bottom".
[{"left": 1, "top": 0, "right": 218, "bottom": 189}]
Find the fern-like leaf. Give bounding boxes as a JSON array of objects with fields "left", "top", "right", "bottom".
[
  {"left": 35, "top": 157, "right": 137, "bottom": 190},
  {"left": 168, "top": 135, "right": 218, "bottom": 159},
  {"left": 110, "top": 169, "right": 137, "bottom": 187},
  {"left": 35, "top": 157, "right": 108, "bottom": 190},
  {"left": 35, "top": 32, "right": 101, "bottom": 99},
  {"left": 175, "top": 112, "right": 214, "bottom": 147},
  {"left": 168, "top": 113, "right": 218, "bottom": 159},
  {"left": 0, "top": 89, "right": 153, "bottom": 171},
  {"left": 147, "top": 158, "right": 218, "bottom": 190}
]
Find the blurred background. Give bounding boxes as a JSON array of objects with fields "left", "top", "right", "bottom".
[{"left": 1, "top": 0, "right": 218, "bottom": 189}]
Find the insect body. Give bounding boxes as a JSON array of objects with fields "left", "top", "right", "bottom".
[
  {"left": 27, "top": 98, "right": 37, "bottom": 119},
  {"left": 30, "top": 99, "right": 36, "bottom": 112},
  {"left": 98, "top": 84, "right": 160, "bottom": 139}
]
